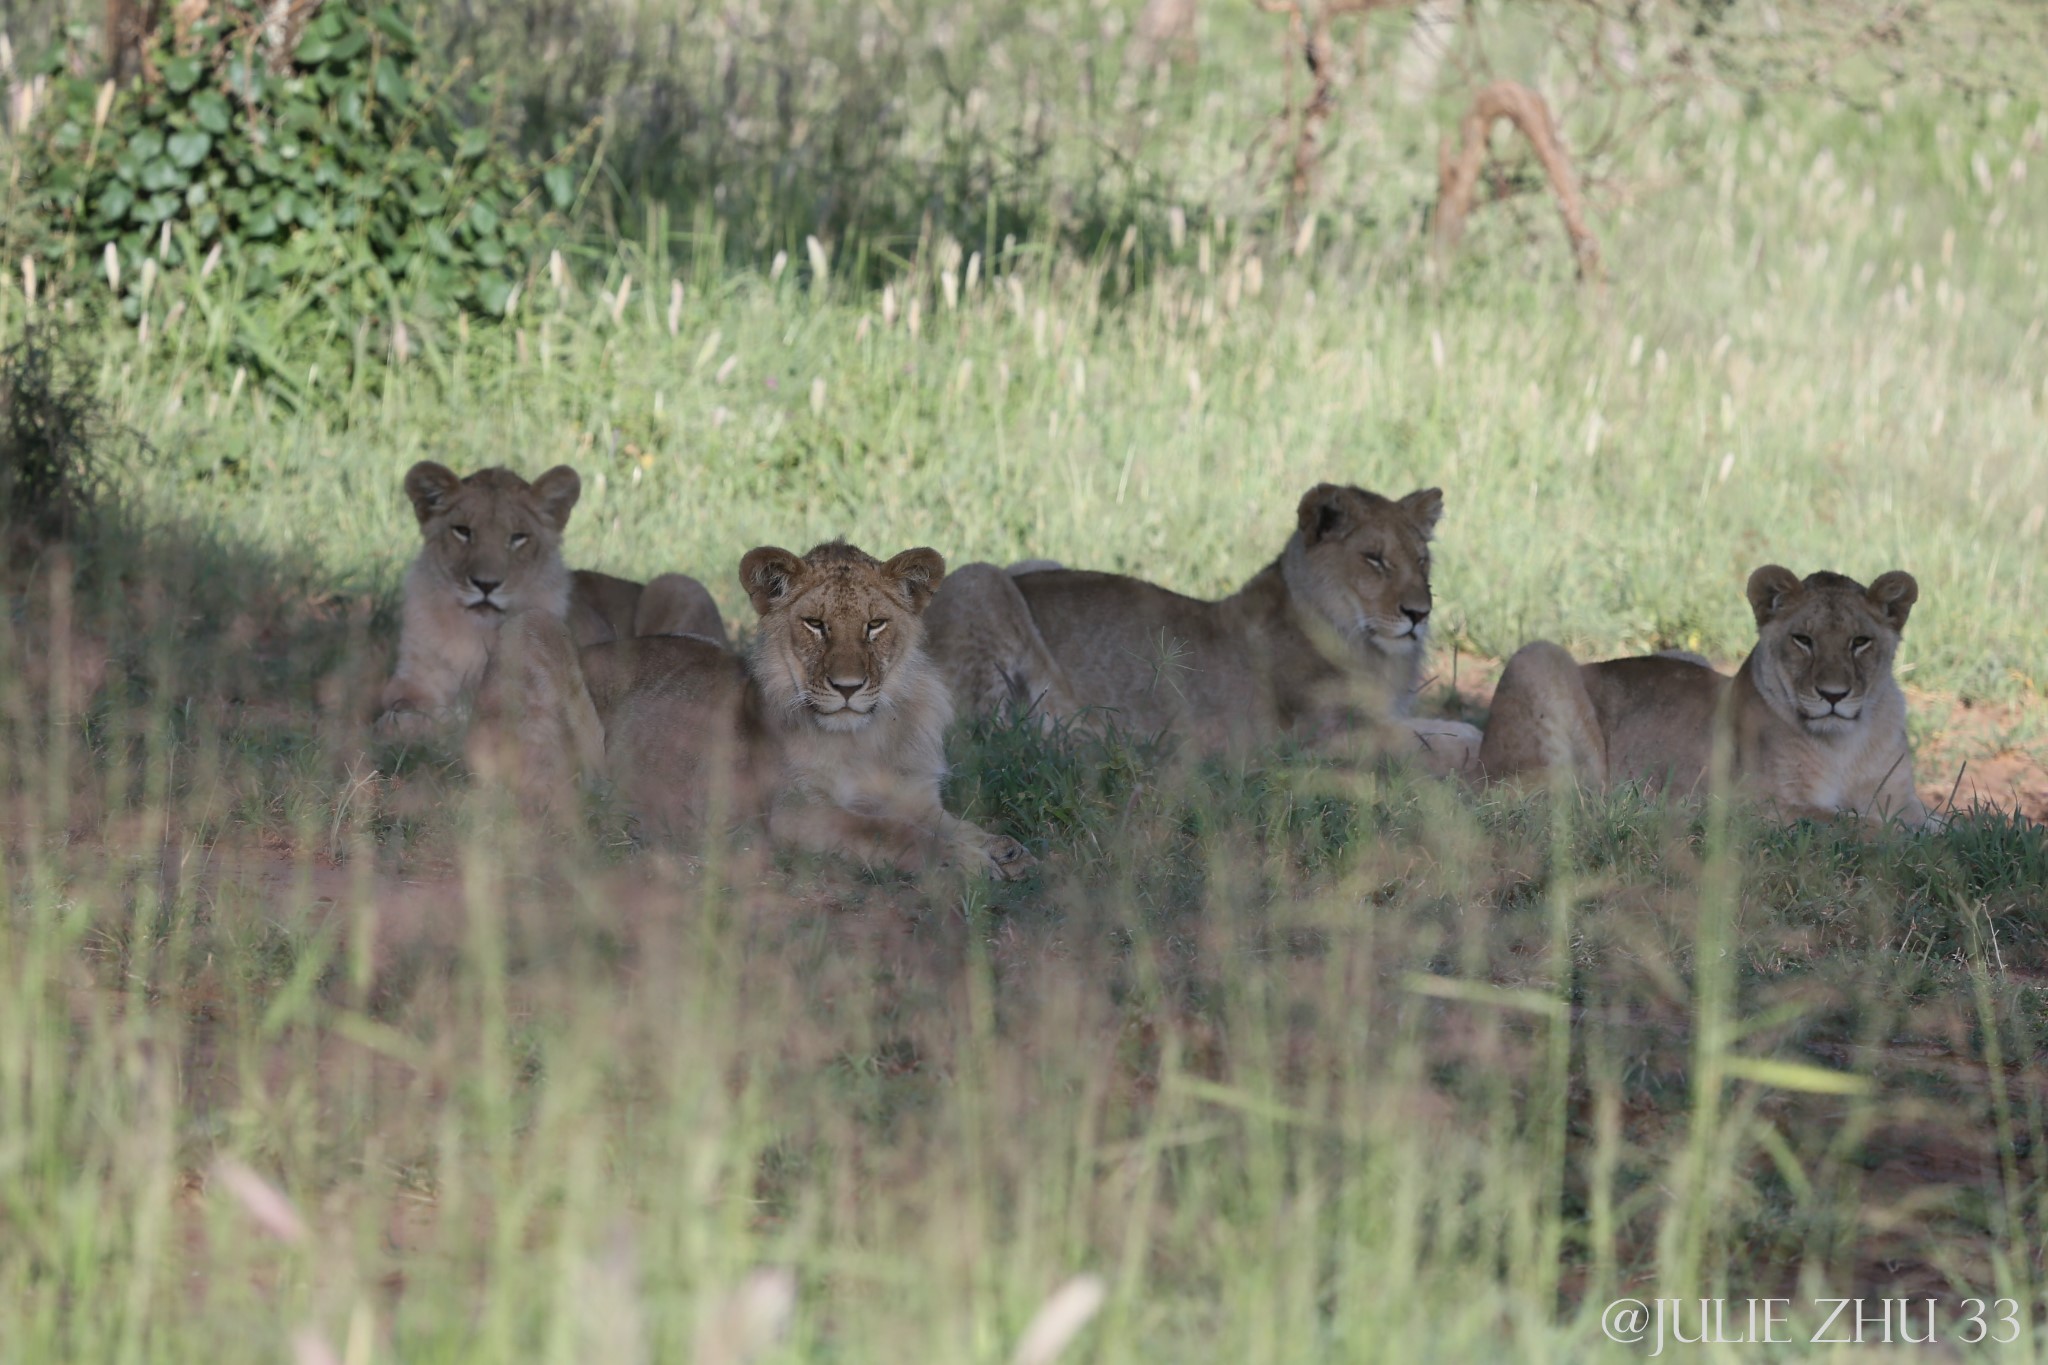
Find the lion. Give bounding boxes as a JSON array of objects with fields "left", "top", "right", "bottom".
[
  {"left": 920, "top": 483, "right": 1482, "bottom": 773},
  {"left": 482, "top": 541, "right": 1034, "bottom": 878},
  {"left": 463, "top": 605, "right": 610, "bottom": 818},
  {"left": 1476, "top": 565, "right": 1932, "bottom": 827},
  {"left": 374, "top": 460, "right": 725, "bottom": 739}
]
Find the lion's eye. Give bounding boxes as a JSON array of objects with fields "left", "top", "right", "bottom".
[
  {"left": 866, "top": 619, "right": 888, "bottom": 639},
  {"left": 1790, "top": 633, "right": 1814, "bottom": 652},
  {"left": 802, "top": 618, "right": 826, "bottom": 637},
  {"left": 509, "top": 532, "right": 529, "bottom": 550},
  {"left": 1851, "top": 635, "right": 1872, "bottom": 653},
  {"left": 1363, "top": 552, "right": 1389, "bottom": 572},
  {"left": 451, "top": 525, "right": 473, "bottom": 543}
]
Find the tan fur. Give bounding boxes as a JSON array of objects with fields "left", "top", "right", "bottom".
[
  {"left": 375, "top": 461, "right": 725, "bottom": 738},
  {"left": 516, "top": 541, "right": 1033, "bottom": 879},
  {"left": 922, "top": 484, "right": 1481, "bottom": 774},
  {"left": 1478, "top": 566, "right": 1931, "bottom": 827},
  {"left": 465, "top": 609, "right": 607, "bottom": 819}
]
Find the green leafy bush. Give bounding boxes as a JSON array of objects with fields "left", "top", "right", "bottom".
[
  {"left": 0, "top": 326, "right": 116, "bottom": 540},
  {"left": 9, "top": 1, "right": 580, "bottom": 379}
]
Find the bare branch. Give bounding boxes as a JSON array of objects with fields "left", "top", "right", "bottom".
[
  {"left": 1323, "top": 0, "right": 1407, "bottom": 18},
  {"left": 1435, "top": 79, "right": 1601, "bottom": 281}
]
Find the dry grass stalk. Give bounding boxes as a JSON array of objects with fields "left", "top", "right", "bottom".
[
  {"left": 289, "top": 1330, "right": 342, "bottom": 1365},
  {"left": 693, "top": 1267, "right": 797, "bottom": 1365},
  {"left": 210, "top": 1158, "right": 310, "bottom": 1243},
  {"left": 1010, "top": 1274, "right": 1108, "bottom": 1365},
  {"left": 1434, "top": 78, "right": 1602, "bottom": 281}
]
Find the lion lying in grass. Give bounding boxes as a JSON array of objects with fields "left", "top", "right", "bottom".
[
  {"left": 376, "top": 461, "right": 724, "bottom": 739},
  {"left": 1477, "top": 565, "right": 1933, "bottom": 827},
  {"left": 474, "top": 540, "right": 1034, "bottom": 879},
  {"left": 921, "top": 483, "right": 1482, "bottom": 774}
]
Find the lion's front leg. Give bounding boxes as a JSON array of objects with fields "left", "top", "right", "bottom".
[
  {"left": 765, "top": 799, "right": 940, "bottom": 874},
  {"left": 376, "top": 664, "right": 473, "bottom": 740},
  {"left": 467, "top": 610, "right": 605, "bottom": 815},
  {"left": 862, "top": 776, "right": 1037, "bottom": 882},
  {"left": 931, "top": 810, "right": 1036, "bottom": 881},
  {"left": 1865, "top": 746, "right": 1935, "bottom": 830},
  {"left": 377, "top": 607, "right": 494, "bottom": 740},
  {"left": 1297, "top": 704, "right": 1482, "bottom": 781},
  {"left": 1397, "top": 716, "right": 1485, "bottom": 779},
  {"left": 767, "top": 791, "right": 1034, "bottom": 881}
]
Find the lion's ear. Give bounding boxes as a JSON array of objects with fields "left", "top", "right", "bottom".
[
  {"left": 529, "top": 465, "right": 583, "bottom": 531},
  {"left": 1745, "top": 565, "right": 1803, "bottom": 626},
  {"left": 741, "top": 546, "right": 807, "bottom": 616},
  {"left": 402, "top": 461, "right": 463, "bottom": 524},
  {"left": 1399, "top": 487, "right": 1445, "bottom": 538},
  {"left": 883, "top": 547, "right": 947, "bottom": 612},
  {"left": 1295, "top": 484, "right": 1350, "bottom": 545},
  {"left": 1866, "top": 570, "right": 1918, "bottom": 632}
]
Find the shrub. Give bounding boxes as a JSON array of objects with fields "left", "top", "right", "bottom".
[
  {"left": 0, "top": 326, "right": 112, "bottom": 540},
  {"left": 7, "top": 1, "right": 583, "bottom": 388}
]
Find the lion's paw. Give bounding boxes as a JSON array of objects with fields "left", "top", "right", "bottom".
[
  {"left": 374, "top": 704, "right": 450, "bottom": 743},
  {"left": 1402, "top": 718, "right": 1484, "bottom": 778},
  {"left": 978, "top": 833, "right": 1037, "bottom": 881}
]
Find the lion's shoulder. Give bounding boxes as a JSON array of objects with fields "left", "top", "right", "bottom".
[{"left": 1010, "top": 568, "right": 1235, "bottom": 666}]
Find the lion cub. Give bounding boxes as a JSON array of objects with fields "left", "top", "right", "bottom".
[
  {"left": 922, "top": 484, "right": 1481, "bottom": 772},
  {"left": 1477, "top": 565, "right": 1931, "bottom": 827},
  {"left": 492, "top": 540, "right": 1034, "bottom": 879},
  {"left": 375, "top": 461, "right": 725, "bottom": 738}
]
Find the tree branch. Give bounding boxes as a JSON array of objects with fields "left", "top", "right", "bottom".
[{"left": 1435, "top": 79, "right": 1601, "bottom": 281}]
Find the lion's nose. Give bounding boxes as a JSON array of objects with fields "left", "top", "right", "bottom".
[
  {"left": 830, "top": 678, "right": 865, "bottom": 701},
  {"left": 1402, "top": 604, "right": 1431, "bottom": 627},
  {"left": 1817, "top": 684, "right": 1850, "bottom": 704},
  {"left": 470, "top": 577, "right": 502, "bottom": 595}
]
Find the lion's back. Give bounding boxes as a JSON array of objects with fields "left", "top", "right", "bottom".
[
  {"left": 1582, "top": 654, "right": 1728, "bottom": 791},
  {"left": 583, "top": 634, "right": 747, "bottom": 720},
  {"left": 567, "top": 570, "right": 643, "bottom": 646},
  {"left": 1015, "top": 568, "right": 1242, "bottom": 721}
]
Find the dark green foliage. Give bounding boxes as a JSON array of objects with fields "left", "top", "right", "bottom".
[
  {"left": 10, "top": 1, "right": 581, "bottom": 386},
  {"left": 947, "top": 703, "right": 1164, "bottom": 849},
  {"left": 0, "top": 327, "right": 113, "bottom": 538}
]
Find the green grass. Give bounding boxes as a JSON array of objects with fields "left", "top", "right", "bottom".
[
  {"left": 23, "top": 77, "right": 2045, "bottom": 698},
  {"left": 1, "top": 1, "right": 2046, "bottom": 1360}
]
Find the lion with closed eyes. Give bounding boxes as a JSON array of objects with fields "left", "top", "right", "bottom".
[{"left": 920, "top": 483, "right": 1482, "bottom": 772}]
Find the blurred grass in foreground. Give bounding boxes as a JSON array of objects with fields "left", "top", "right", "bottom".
[{"left": 0, "top": 0, "right": 2045, "bottom": 1359}]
